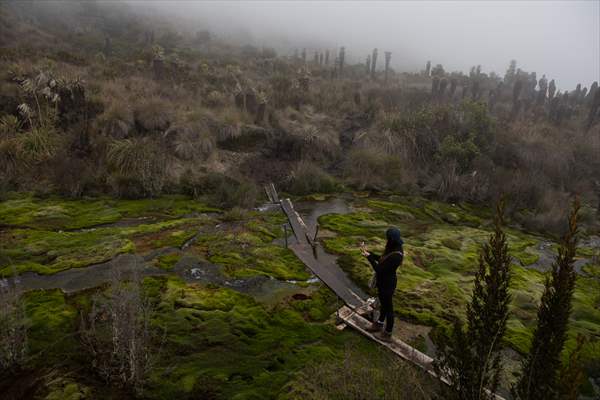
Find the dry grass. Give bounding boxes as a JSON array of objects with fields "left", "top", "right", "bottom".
[
  {"left": 0, "top": 275, "right": 27, "bottom": 371},
  {"left": 284, "top": 345, "right": 434, "bottom": 400}
]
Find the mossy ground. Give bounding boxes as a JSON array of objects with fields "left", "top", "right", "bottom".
[
  {"left": 190, "top": 211, "right": 311, "bottom": 281},
  {"left": 14, "top": 275, "right": 372, "bottom": 399},
  {"left": 0, "top": 194, "right": 219, "bottom": 276},
  {"left": 319, "top": 193, "right": 600, "bottom": 379},
  {"left": 3, "top": 193, "right": 599, "bottom": 398}
]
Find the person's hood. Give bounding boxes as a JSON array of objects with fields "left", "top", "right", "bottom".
[{"left": 386, "top": 227, "right": 403, "bottom": 247}]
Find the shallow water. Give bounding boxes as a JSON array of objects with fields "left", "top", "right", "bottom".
[
  {"left": 526, "top": 236, "right": 598, "bottom": 274},
  {"left": 8, "top": 198, "right": 354, "bottom": 301},
  {"left": 4, "top": 196, "right": 440, "bottom": 357}
]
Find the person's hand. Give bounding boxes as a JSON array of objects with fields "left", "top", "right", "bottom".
[{"left": 359, "top": 241, "right": 369, "bottom": 257}]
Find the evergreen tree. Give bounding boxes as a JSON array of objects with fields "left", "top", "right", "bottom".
[
  {"left": 558, "top": 335, "right": 587, "bottom": 400},
  {"left": 513, "top": 200, "right": 580, "bottom": 400},
  {"left": 435, "top": 200, "right": 512, "bottom": 400}
]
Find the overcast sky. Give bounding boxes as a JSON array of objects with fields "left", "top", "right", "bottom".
[{"left": 153, "top": 1, "right": 599, "bottom": 90}]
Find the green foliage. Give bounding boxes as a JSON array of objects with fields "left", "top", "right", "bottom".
[
  {"left": 287, "top": 162, "right": 339, "bottom": 195},
  {"left": 0, "top": 195, "right": 218, "bottom": 275},
  {"left": 212, "top": 177, "right": 260, "bottom": 209},
  {"left": 23, "top": 289, "right": 77, "bottom": 359},
  {"left": 18, "top": 126, "right": 60, "bottom": 165},
  {"left": 192, "top": 212, "right": 310, "bottom": 280},
  {"left": 0, "top": 114, "right": 22, "bottom": 138},
  {"left": 108, "top": 137, "right": 167, "bottom": 197},
  {"left": 438, "top": 134, "right": 480, "bottom": 173},
  {"left": 156, "top": 252, "right": 181, "bottom": 270},
  {"left": 513, "top": 200, "right": 580, "bottom": 400},
  {"left": 435, "top": 201, "right": 512, "bottom": 400},
  {"left": 0, "top": 194, "right": 217, "bottom": 230},
  {"left": 142, "top": 278, "right": 353, "bottom": 399},
  {"left": 44, "top": 379, "right": 91, "bottom": 400}
]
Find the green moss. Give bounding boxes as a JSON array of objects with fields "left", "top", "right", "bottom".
[
  {"left": 44, "top": 379, "right": 91, "bottom": 400},
  {"left": 0, "top": 217, "right": 213, "bottom": 276},
  {"left": 143, "top": 277, "right": 351, "bottom": 399},
  {"left": 193, "top": 212, "right": 309, "bottom": 281},
  {"left": 0, "top": 196, "right": 121, "bottom": 230},
  {"left": 441, "top": 237, "right": 462, "bottom": 250},
  {"left": 0, "top": 194, "right": 218, "bottom": 231},
  {"left": 156, "top": 252, "right": 182, "bottom": 270},
  {"left": 318, "top": 194, "right": 600, "bottom": 366},
  {"left": 146, "top": 227, "right": 198, "bottom": 249},
  {"left": 23, "top": 289, "right": 78, "bottom": 359}
]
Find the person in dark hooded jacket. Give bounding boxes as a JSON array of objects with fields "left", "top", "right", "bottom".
[{"left": 360, "top": 227, "right": 404, "bottom": 342}]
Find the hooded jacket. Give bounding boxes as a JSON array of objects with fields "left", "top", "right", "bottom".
[{"left": 366, "top": 228, "right": 404, "bottom": 295}]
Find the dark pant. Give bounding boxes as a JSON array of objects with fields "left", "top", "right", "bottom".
[{"left": 377, "top": 291, "right": 394, "bottom": 333}]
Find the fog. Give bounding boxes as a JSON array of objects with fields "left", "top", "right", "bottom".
[{"left": 147, "top": 0, "right": 599, "bottom": 91}]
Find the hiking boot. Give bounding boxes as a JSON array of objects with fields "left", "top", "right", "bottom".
[
  {"left": 378, "top": 330, "right": 393, "bottom": 342},
  {"left": 365, "top": 321, "right": 384, "bottom": 333}
]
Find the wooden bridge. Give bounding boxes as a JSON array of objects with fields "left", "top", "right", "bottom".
[{"left": 272, "top": 188, "right": 506, "bottom": 399}]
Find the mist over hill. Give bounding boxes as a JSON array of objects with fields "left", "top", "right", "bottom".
[
  {"left": 1, "top": 1, "right": 600, "bottom": 399},
  {"left": 142, "top": 0, "right": 599, "bottom": 90}
]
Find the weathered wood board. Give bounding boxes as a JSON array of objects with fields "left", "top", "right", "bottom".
[
  {"left": 336, "top": 306, "right": 507, "bottom": 400},
  {"left": 280, "top": 197, "right": 369, "bottom": 310}
]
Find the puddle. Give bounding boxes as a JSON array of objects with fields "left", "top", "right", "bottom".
[{"left": 526, "top": 239, "right": 596, "bottom": 273}]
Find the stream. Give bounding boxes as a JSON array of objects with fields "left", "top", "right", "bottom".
[{"left": 3, "top": 199, "right": 356, "bottom": 305}]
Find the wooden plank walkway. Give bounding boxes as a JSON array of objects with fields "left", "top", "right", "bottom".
[
  {"left": 280, "top": 198, "right": 368, "bottom": 310},
  {"left": 278, "top": 193, "right": 507, "bottom": 400},
  {"left": 336, "top": 305, "right": 448, "bottom": 383}
]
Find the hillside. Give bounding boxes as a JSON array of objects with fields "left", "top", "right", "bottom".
[{"left": 0, "top": 1, "right": 599, "bottom": 399}]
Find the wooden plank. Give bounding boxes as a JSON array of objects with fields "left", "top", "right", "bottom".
[
  {"left": 264, "top": 183, "right": 280, "bottom": 204},
  {"left": 337, "top": 306, "right": 507, "bottom": 400},
  {"left": 280, "top": 198, "right": 307, "bottom": 243},
  {"left": 337, "top": 305, "right": 444, "bottom": 380},
  {"left": 280, "top": 197, "right": 370, "bottom": 310},
  {"left": 264, "top": 185, "right": 275, "bottom": 203},
  {"left": 289, "top": 243, "right": 367, "bottom": 309},
  {"left": 269, "top": 183, "right": 280, "bottom": 203}
]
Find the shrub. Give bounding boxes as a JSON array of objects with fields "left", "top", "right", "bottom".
[
  {"left": 0, "top": 114, "right": 22, "bottom": 138},
  {"left": 107, "top": 137, "right": 167, "bottom": 197},
  {"left": 0, "top": 276, "right": 27, "bottom": 371},
  {"left": 438, "top": 134, "right": 480, "bottom": 173},
  {"left": 18, "top": 126, "right": 60, "bottom": 165},
  {"left": 283, "top": 346, "right": 433, "bottom": 400},
  {"left": 95, "top": 101, "right": 134, "bottom": 139},
  {"left": 133, "top": 97, "right": 173, "bottom": 134},
  {"left": 204, "top": 90, "right": 227, "bottom": 108},
  {"left": 51, "top": 154, "right": 98, "bottom": 197},
  {"left": 180, "top": 172, "right": 260, "bottom": 209},
  {"left": 286, "top": 161, "right": 339, "bottom": 195},
  {"left": 342, "top": 147, "right": 405, "bottom": 191},
  {"left": 213, "top": 177, "right": 260, "bottom": 209},
  {"left": 0, "top": 137, "right": 20, "bottom": 178},
  {"left": 80, "top": 267, "right": 156, "bottom": 395},
  {"left": 165, "top": 122, "right": 215, "bottom": 161}
]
